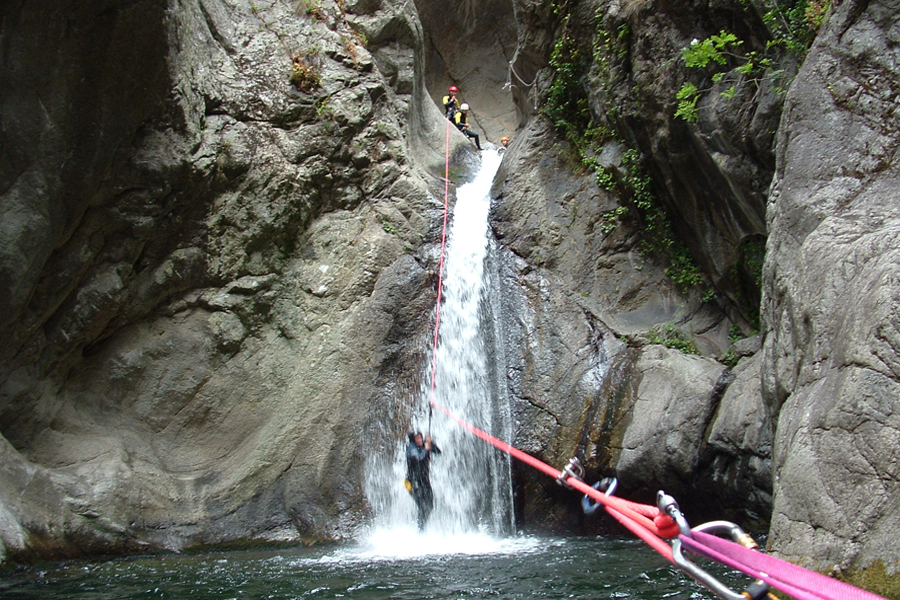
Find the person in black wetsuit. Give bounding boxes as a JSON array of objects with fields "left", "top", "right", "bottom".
[{"left": 406, "top": 431, "right": 442, "bottom": 531}]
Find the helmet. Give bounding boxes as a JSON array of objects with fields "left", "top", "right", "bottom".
[
  {"left": 460, "top": 103, "right": 469, "bottom": 110},
  {"left": 449, "top": 85, "right": 458, "bottom": 93},
  {"left": 500, "top": 137, "right": 510, "bottom": 143}
]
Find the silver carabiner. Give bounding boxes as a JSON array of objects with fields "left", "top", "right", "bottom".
[
  {"left": 671, "top": 537, "right": 749, "bottom": 600},
  {"left": 669, "top": 513, "right": 773, "bottom": 600},
  {"left": 556, "top": 457, "right": 585, "bottom": 489},
  {"left": 693, "top": 520, "right": 760, "bottom": 550},
  {"left": 581, "top": 477, "right": 618, "bottom": 515},
  {"left": 657, "top": 491, "right": 692, "bottom": 536}
]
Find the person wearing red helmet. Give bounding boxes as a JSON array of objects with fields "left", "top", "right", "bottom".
[{"left": 442, "top": 85, "right": 460, "bottom": 120}]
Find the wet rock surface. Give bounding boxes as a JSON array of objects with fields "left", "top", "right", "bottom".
[
  {"left": 494, "top": 0, "right": 898, "bottom": 583},
  {"left": 0, "top": 0, "right": 467, "bottom": 558},
  {"left": 491, "top": 114, "right": 769, "bottom": 530},
  {"left": 0, "top": 0, "right": 897, "bottom": 587}
]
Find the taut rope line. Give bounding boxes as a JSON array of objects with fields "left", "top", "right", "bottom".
[{"left": 426, "top": 117, "right": 454, "bottom": 433}]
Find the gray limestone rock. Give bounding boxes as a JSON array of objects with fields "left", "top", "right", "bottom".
[
  {"left": 762, "top": 0, "right": 900, "bottom": 574},
  {"left": 491, "top": 117, "right": 770, "bottom": 529},
  {"left": 700, "top": 352, "right": 772, "bottom": 524},
  {"left": 616, "top": 346, "right": 728, "bottom": 500},
  {"left": 0, "top": 0, "right": 459, "bottom": 560},
  {"left": 414, "top": 0, "right": 519, "bottom": 143}
]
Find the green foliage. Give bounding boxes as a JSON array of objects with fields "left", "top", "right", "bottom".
[
  {"left": 681, "top": 31, "right": 741, "bottom": 68},
  {"left": 723, "top": 324, "right": 759, "bottom": 367},
  {"left": 722, "top": 348, "right": 741, "bottom": 368},
  {"left": 674, "top": 0, "right": 830, "bottom": 122},
  {"left": 647, "top": 323, "right": 699, "bottom": 355},
  {"left": 624, "top": 151, "right": 714, "bottom": 297},
  {"left": 600, "top": 206, "right": 628, "bottom": 234},
  {"left": 595, "top": 167, "right": 616, "bottom": 191},
  {"left": 350, "top": 29, "right": 368, "bottom": 47},
  {"left": 543, "top": 16, "right": 711, "bottom": 298},
  {"left": 839, "top": 560, "right": 900, "bottom": 600},
  {"left": 314, "top": 96, "right": 334, "bottom": 119},
  {"left": 549, "top": 0, "right": 575, "bottom": 17},
  {"left": 381, "top": 219, "right": 398, "bottom": 235},
  {"left": 761, "top": 0, "right": 829, "bottom": 54},
  {"left": 804, "top": 0, "right": 831, "bottom": 29},
  {"left": 675, "top": 82, "right": 700, "bottom": 122},
  {"left": 250, "top": 1, "right": 323, "bottom": 90},
  {"left": 665, "top": 246, "right": 705, "bottom": 289},
  {"left": 730, "top": 235, "right": 766, "bottom": 329},
  {"left": 296, "top": 0, "right": 324, "bottom": 20},
  {"left": 617, "top": 150, "right": 713, "bottom": 298},
  {"left": 545, "top": 28, "right": 592, "bottom": 142},
  {"left": 739, "top": 237, "right": 766, "bottom": 290}
]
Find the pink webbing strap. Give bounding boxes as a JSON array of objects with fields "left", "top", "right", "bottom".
[{"left": 680, "top": 530, "right": 890, "bottom": 600}]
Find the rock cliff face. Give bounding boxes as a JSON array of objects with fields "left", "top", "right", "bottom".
[
  {"left": 1, "top": 0, "right": 898, "bottom": 591},
  {"left": 492, "top": 0, "right": 777, "bottom": 531},
  {"left": 762, "top": 0, "right": 900, "bottom": 575},
  {"left": 492, "top": 0, "right": 897, "bottom": 587},
  {"left": 0, "top": 0, "right": 470, "bottom": 559}
]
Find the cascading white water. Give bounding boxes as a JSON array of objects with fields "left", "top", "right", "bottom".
[{"left": 364, "top": 149, "right": 513, "bottom": 542}]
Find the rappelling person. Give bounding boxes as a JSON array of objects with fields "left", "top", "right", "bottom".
[
  {"left": 499, "top": 136, "right": 510, "bottom": 151},
  {"left": 442, "top": 85, "right": 460, "bottom": 120},
  {"left": 454, "top": 103, "right": 482, "bottom": 150},
  {"left": 405, "top": 431, "right": 442, "bottom": 531}
]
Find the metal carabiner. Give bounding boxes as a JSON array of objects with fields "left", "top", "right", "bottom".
[
  {"left": 671, "top": 537, "right": 749, "bottom": 600},
  {"left": 693, "top": 520, "right": 760, "bottom": 551},
  {"left": 657, "top": 492, "right": 768, "bottom": 600},
  {"left": 657, "top": 491, "right": 692, "bottom": 536},
  {"left": 662, "top": 509, "right": 775, "bottom": 600},
  {"left": 556, "top": 457, "right": 585, "bottom": 489},
  {"left": 690, "top": 521, "right": 775, "bottom": 600},
  {"left": 581, "top": 477, "right": 618, "bottom": 515}
]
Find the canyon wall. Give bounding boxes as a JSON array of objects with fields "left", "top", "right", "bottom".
[
  {"left": 0, "top": 0, "right": 898, "bottom": 592},
  {"left": 493, "top": 0, "right": 898, "bottom": 587},
  {"left": 762, "top": 0, "right": 900, "bottom": 576},
  {"left": 0, "top": 0, "right": 471, "bottom": 559}
]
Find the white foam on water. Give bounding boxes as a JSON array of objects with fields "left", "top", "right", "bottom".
[{"left": 295, "top": 529, "right": 543, "bottom": 566}]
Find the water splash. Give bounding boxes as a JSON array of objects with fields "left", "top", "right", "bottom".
[
  {"left": 304, "top": 530, "right": 542, "bottom": 564},
  {"left": 365, "top": 149, "right": 513, "bottom": 538}
]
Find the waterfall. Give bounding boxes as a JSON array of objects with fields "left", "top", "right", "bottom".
[{"left": 364, "top": 149, "right": 513, "bottom": 540}]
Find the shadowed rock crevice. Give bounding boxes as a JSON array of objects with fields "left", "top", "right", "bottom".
[{"left": 413, "top": 0, "right": 518, "bottom": 143}]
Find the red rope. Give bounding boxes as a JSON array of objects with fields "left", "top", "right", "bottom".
[
  {"left": 428, "top": 118, "right": 453, "bottom": 406},
  {"left": 430, "top": 399, "right": 678, "bottom": 562},
  {"left": 421, "top": 111, "right": 886, "bottom": 600}
]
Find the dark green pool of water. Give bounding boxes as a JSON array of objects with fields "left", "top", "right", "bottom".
[{"left": 0, "top": 532, "right": 748, "bottom": 599}]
